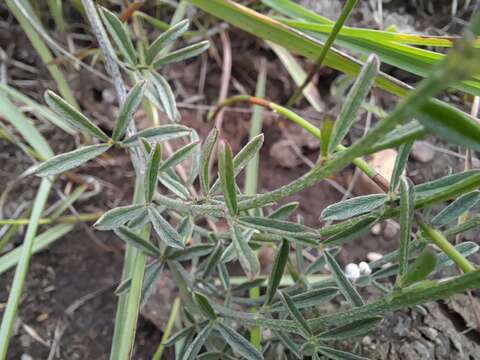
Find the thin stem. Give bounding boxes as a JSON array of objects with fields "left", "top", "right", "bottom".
[
  {"left": 0, "top": 212, "right": 101, "bottom": 226},
  {"left": 152, "top": 297, "right": 181, "bottom": 360},
  {"left": 287, "top": 0, "right": 358, "bottom": 106}
]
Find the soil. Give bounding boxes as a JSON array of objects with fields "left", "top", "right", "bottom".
[{"left": 0, "top": 1, "right": 479, "bottom": 359}]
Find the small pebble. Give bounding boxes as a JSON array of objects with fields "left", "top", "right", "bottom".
[
  {"left": 367, "top": 252, "right": 383, "bottom": 262},
  {"left": 21, "top": 354, "right": 33, "bottom": 360}
]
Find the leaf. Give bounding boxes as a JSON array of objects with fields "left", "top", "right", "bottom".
[
  {"left": 44, "top": 90, "right": 109, "bottom": 141},
  {"left": 269, "top": 202, "right": 299, "bottom": 220},
  {"left": 145, "top": 19, "right": 190, "bottom": 65},
  {"left": 178, "top": 216, "right": 194, "bottom": 244},
  {"left": 318, "top": 317, "right": 382, "bottom": 340},
  {"left": 162, "top": 325, "right": 196, "bottom": 347},
  {"left": 167, "top": 244, "right": 214, "bottom": 261},
  {"left": 322, "top": 216, "right": 378, "bottom": 247},
  {"left": 278, "top": 290, "right": 312, "bottom": 337},
  {"left": 398, "top": 248, "right": 437, "bottom": 288},
  {"left": 187, "top": 129, "right": 201, "bottom": 186},
  {"left": 182, "top": 323, "right": 213, "bottom": 360},
  {"left": 215, "top": 322, "right": 264, "bottom": 360},
  {"left": 100, "top": 7, "right": 137, "bottom": 65},
  {"left": 144, "top": 143, "right": 162, "bottom": 203},
  {"left": 305, "top": 248, "right": 340, "bottom": 276},
  {"left": 35, "top": 144, "right": 110, "bottom": 177},
  {"left": 199, "top": 127, "right": 219, "bottom": 196},
  {"left": 114, "top": 226, "right": 161, "bottom": 257},
  {"left": 128, "top": 208, "right": 150, "bottom": 230},
  {"left": 329, "top": 55, "right": 379, "bottom": 152},
  {"left": 398, "top": 177, "right": 415, "bottom": 278},
  {"left": 94, "top": 204, "right": 146, "bottom": 230},
  {"left": 317, "top": 346, "right": 368, "bottom": 360},
  {"left": 264, "top": 239, "right": 289, "bottom": 306},
  {"left": 203, "top": 242, "right": 224, "bottom": 278},
  {"left": 367, "top": 121, "right": 428, "bottom": 154},
  {"left": 230, "top": 221, "right": 260, "bottom": 280},
  {"left": 159, "top": 171, "right": 191, "bottom": 200},
  {"left": 436, "top": 242, "right": 479, "bottom": 269},
  {"left": 324, "top": 250, "right": 364, "bottom": 307},
  {"left": 141, "top": 261, "right": 164, "bottom": 304},
  {"left": 122, "top": 124, "right": 191, "bottom": 146},
  {"left": 146, "top": 72, "right": 177, "bottom": 122},
  {"left": 112, "top": 81, "right": 146, "bottom": 141},
  {"left": 321, "top": 194, "right": 387, "bottom": 221},
  {"left": 431, "top": 191, "right": 480, "bottom": 226},
  {"left": 389, "top": 142, "right": 413, "bottom": 193},
  {"left": 320, "top": 119, "right": 334, "bottom": 157},
  {"left": 153, "top": 40, "right": 210, "bottom": 67},
  {"left": 238, "top": 216, "right": 317, "bottom": 238},
  {"left": 159, "top": 141, "right": 199, "bottom": 172},
  {"left": 269, "top": 287, "right": 338, "bottom": 311},
  {"left": 193, "top": 292, "right": 217, "bottom": 320},
  {"left": 148, "top": 206, "right": 184, "bottom": 249},
  {"left": 218, "top": 141, "right": 238, "bottom": 216}
]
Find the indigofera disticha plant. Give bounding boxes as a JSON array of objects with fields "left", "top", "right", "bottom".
[{"left": 2, "top": 2, "right": 480, "bottom": 360}]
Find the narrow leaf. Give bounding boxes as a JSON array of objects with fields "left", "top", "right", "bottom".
[
  {"left": 320, "top": 119, "right": 334, "bottom": 157},
  {"left": 182, "top": 324, "right": 213, "bottom": 360},
  {"left": 45, "top": 90, "right": 109, "bottom": 141},
  {"left": 321, "top": 194, "right": 387, "bottom": 221},
  {"left": 389, "top": 142, "right": 413, "bottom": 192},
  {"left": 324, "top": 250, "right": 364, "bottom": 307},
  {"left": 159, "top": 172, "right": 191, "bottom": 200},
  {"left": 35, "top": 144, "right": 110, "bottom": 177},
  {"left": 317, "top": 346, "right": 368, "bottom": 360},
  {"left": 432, "top": 191, "right": 480, "bottom": 226},
  {"left": 167, "top": 244, "right": 214, "bottom": 261},
  {"left": 159, "top": 141, "right": 199, "bottom": 171},
  {"left": 94, "top": 204, "right": 146, "bottom": 230},
  {"left": 144, "top": 143, "right": 162, "bottom": 203},
  {"left": 146, "top": 72, "right": 177, "bottom": 122},
  {"left": 367, "top": 121, "right": 428, "bottom": 154},
  {"left": 194, "top": 292, "right": 217, "bottom": 320},
  {"left": 219, "top": 142, "right": 238, "bottom": 216},
  {"left": 148, "top": 206, "right": 184, "bottom": 249},
  {"left": 112, "top": 81, "right": 146, "bottom": 141},
  {"left": 145, "top": 19, "right": 190, "bottom": 65},
  {"left": 278, "top": 290, "right": 312, "bottom": 337},
  {"left": 328, "top": 54, "right": 379, "bottom": 152},
  {"left": 200, "top": 127, "right": 219, "bottom": 195},
  {"left": 398, "top": 248, "right": 437, "bottom": 288},
  {"left": 270, "top": 287, "right": 338, "bottom": 311},
  {"left": 114, "top": 226, "right": 161, "bottom": 257},
  {"left": 153, "top": 40, "right": 210, "bottom": 67},
  {"left": 216, "top": 322, "right": 264, "bottom": 360},
  {"left": 203, "top": 242, "right": 224, "bottom": 278},
  {"left": 100, "top": 7, "right": 137, "bottom": 65},
  {"left": 264, "top": 239, "right": 289, "bottom": 306},
  {"left": 239, "top": 216, "right": 317, "bottom": 238},
  {"left": 318, "top": 317, "right": 382, "bottom": 340},
  {"left": 398, "top": 177, "right": 415, "bottom": 278},
  {"left": 230, "top": 221, "right": 260, "bottom": 280},
  {"left": 269, "top": 202, "right": 299, "bottom": 220},
  {"left": 322, "top": 216, "right": 378, "bottom": 247},
  {"left": 122, "top": 124, "right": 191, "bottom": 146}
]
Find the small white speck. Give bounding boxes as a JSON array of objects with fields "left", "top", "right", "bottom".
[{"left": 345, "top": 263, "right": 360, "bottom": 282}]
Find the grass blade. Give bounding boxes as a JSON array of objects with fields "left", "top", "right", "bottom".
[{"left": 264, "top": 239, "right": 289, "bottom": 306}]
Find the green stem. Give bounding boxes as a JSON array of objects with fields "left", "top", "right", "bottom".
[
  {"left": 418, "top": 220, "right": 475, "bottom": 273},
  {"left": 152, "top": 297, "right": 181, "bottom": 360},
  {"left": 287, "top": 0, "right": 358, "bottom": 106},
  {"left": 0, "top": 212, "right": 101, "bottom": 226}
]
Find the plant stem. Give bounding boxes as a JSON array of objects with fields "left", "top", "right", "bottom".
[
  {"left": 418, "top": 219, "right": 475, "bottom": 273},
  {"left": 287, "top": 0, "right": 358, "bottom": 106},
  {"left": 152, "top": 297, "right": 181, "bottom": 360},
  {"left": 0, "top": 212, "right": 101, "bottom": 226}
]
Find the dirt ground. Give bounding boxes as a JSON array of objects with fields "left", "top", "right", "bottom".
[{"left": 1, "top": 1, "right": 479, "bottom": 359}]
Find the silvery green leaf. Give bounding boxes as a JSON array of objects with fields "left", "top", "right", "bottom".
[
  {"left": 218, "top": 262, "right": 230, "bottom": 290},
  {"left": 269, "top": 202, "right": 299, "bottom": 220},
  {"left": 145, "top": 19, "right": 190, "bottom": 65},
  {"left": 264, "top": 238, "right": 289, "bottom": 306},
  {"left": 274, "top": 331, "right": 301, "bottom": 360},
  {"left": 305, "top": 248, "right": 340, "bottom": 276},
  {"left": 100, "top": 7, "right": 137, "bottom": 65},
  {"left": 317, "top": 346, "right": 368, "bottom": 360},
  {"left": 167, "top": 244, "right": 214, "bottom": 261},
  {"left": 127, "top": 208, "right": 150, "bottom": 230},
  {"left": 182, "top": 323, "right": 214, "bottom": 360},
  {"left": 210, "top": 134, "right": 265, "bottom": 193},
  {"left": 436, "top": 241, "right": 479, "bottom": 269},
  {"left": 238, "top": 216, "right": 317, "bottom": 238},
  {"left": 318, "top": 317, "right": 382, "bottom": 340},
  {"left": 321, "top": 194, "right": 387, "bottom": 221},
  {"left": 162, "top": 325, "right": 196, "bottom": 347},
  {"left": 114, "top": 226, "right": 161, "bottom": 257},
  {"left": 94, "top": 204, "right": 145, "bottom": 230},
  {"left": 219, "top": 142, "right": 238, "bottom": 216},
  {"left": 324, "top": 250, "right": 364, "bottom": 307},
  {"left": 193, "top": 292, "right": 217, "bottom": 320},
  {"left": 230, "top": 221, "right": 260, "bottom": 280},
  {"left": 414, "top": 170, "right": 480, "bottom": 201},
  {"left": 159, "top": 171, "right": 191, "bottom": 199},
  {"left": 112, "top": 81, "right": 146, "bottom": 141},
  {"left": 114, "top": 260, "right": 162, "bottom": 297},
  {"left": 146, "top": 72, "right": 177, "bottom": 122},
  {"left": 323, "top": 216, "right": 378, "bottom": 246},
  {"left": 398, "top": 177, "right": 415, "bottom": 278},
  {"left": 215, "top": 322, "right": 264, "bottom": 360},
  {"left": 367, "top": 120, "right": 428, "bottom": 154},
  {"left": 187, "top": 129, "right": 201, "bottom": 186},
  {"left": 269, "top": 287, "right": 338, "bottom": 312},
  {"left": 398, "top": 248, "right": 437, "bottom": 288},
  {"left": 328, "top": 55, "right": 379, "bottom": 152},
  {"left": 203, "top": 242, "right": 223, "bottom": 278},
  {"left": 278, "top": 290, "right": 312, "bottom": 338},
  {"left": 35, "top": 144, "right": 110, "bottom": 177},
  {"left": 390, "top": 142, "right": 413, "bottom": 192},
  {"left": 45, "top": 90, "right": 110, "bottom": 141},
  {"left": 141, "top": 261, "right": 164, "bottom": 305},
  {"left": 145, "top": 143, "right": 162, "bottom": 203},
  {"left": 431, "top": 191, "right": 480, "bottom": 226},
  {"left": 148, "top": 206, "right": 184, "bottom": 249},
  {"left": 199, "top": 127, "right": 219, "bottom": 196},
  {"left": 122, "top": 124, "right": 190, "bottom": 146},
  {"left": 178, "top": 216, "right": 194, "bottom": 243},
  {"left": 153, "top": 40, "right": 210, "bottom": 67},
  {"left": 159, "top": 141, "right": 200, "bottom": 172},
  {"left": 222, "top": 228, "right": 254, "bottom": 264},
  {"left": 231, "top": 278, "right": 266, "bottom": 293}
]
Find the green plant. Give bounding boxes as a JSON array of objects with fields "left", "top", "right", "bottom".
[{"left": 2, "top": 2, "right": 480, "bottom": 360}]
